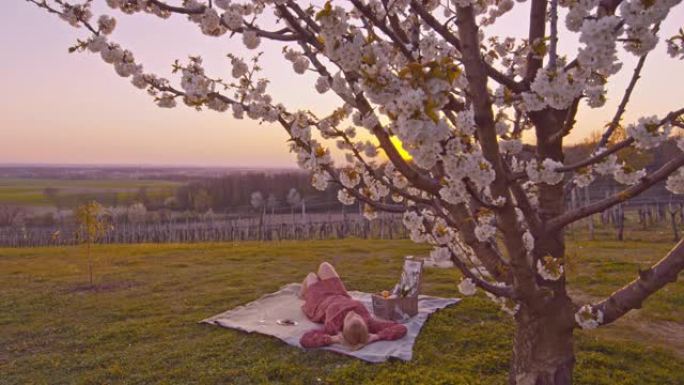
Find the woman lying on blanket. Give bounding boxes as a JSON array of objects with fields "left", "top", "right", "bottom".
[{"left": 298, "top": 262, "right": 407, "bottom": 350}]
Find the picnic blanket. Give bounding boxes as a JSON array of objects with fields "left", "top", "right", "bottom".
[{"left": 201, "top": 283, "right": 459, "bottom": 362}]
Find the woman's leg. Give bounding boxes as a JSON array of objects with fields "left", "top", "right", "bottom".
[
  {"left": 317, "top": 262, "right": 340, "bottom": 280},
  {"left": 299, "top": 272, "right": 319, "bottom": 298}
]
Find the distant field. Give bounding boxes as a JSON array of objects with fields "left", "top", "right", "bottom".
[
  {"left": 0, "top": 178, "right": 181, "bottom": 208},
  {"left": 1, "top": 238, "right": 682, "bottom": 384}
]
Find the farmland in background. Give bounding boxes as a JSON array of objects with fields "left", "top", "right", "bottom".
[{"left": 0, "top": 178, "right": 180, "bottom": 210}]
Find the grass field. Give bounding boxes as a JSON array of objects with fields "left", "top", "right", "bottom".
[
  {"left": 1, "top": 238, "right": 683, "bottom": 385},
  {"left": 0, "top": 178, "right": 180, "bottom": 208}
]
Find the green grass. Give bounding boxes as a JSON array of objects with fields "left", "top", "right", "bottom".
[
  {"left": 1, "top": 239, "right": 683, "bottom": 384},
  {"left": 0, "top": 178, "right": 180, "bottom": 207}
]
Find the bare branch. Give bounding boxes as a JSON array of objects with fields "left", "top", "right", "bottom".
[
  {"left": 558, "top": 107, "right": 684, "bottom": 173},
  {"left": 597, "top": 52, "right": 650, "bottom": 148},
  {"left": 549, "top": 152, "right": 684, "bottom": 231},
  {"left": 594, "top": 238, "right": 684, "bottom": 325},
  {"left": 557, "top": 138, "right": 634, "bottom": 172}
]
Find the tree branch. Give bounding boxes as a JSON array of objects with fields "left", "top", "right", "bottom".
[
  {"left": 548, "top": 0, "right": 559, "bottom": 68},
  {"left": 422, "top": 216, "right": 513, "bottom": 297},
  {"left": 522, "top": 0, "right": 547, "bottom": 87},
  {"left": 549, "top": 152, "right": 684, "bottom": 231},
  {"left": 436, "top": 200, "right": 514, "bottom": 284},
  {"left": 557, "top": 138, "right": 634, "bottom": 172},
  {"left": 276, "top": 5, "right": 443, "bottom": 198},
  {"left": 410, "top": 1, "right": 523, "bottom": 92},
  {"left": 595, "top": 238, "right": 684, "bottom": 325},
  {"left": 456, "top": 5, "right": 538, "bottom": 300},
  {"left": 558, "top": 107, "right": 684, "bottom": 172},
  {"left": 146, "top": 0, "right": 300, "bottom": 41},
  {"left": 597, "top": 35, "right": 654, "bottom": 148}
]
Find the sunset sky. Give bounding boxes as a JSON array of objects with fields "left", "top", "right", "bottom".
[{"left": 1, "top": 1, "right": 682, "bottom": 168}]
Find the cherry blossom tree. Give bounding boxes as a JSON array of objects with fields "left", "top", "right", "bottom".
[{"left": 25, "top": 0, "right": 684, "bottom": 383}]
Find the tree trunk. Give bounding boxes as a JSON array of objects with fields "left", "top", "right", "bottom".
[
  {"left": 584, "top": 187, "right": 594, "bottom": 241},
  {"left": 616, "top": 204, "right": 625, "bottom": 241},
  {"left": 521, "top": 108, "right": 575, "bottom": 384},
  {"left": 670, "top": 209, "right": 679, "bottom": 242},
  {"left": 510, "top": 298, "right": 575, "bottom": 385},
  {"left": 87, "top": 241, "right": 93, "bottom": 287}
]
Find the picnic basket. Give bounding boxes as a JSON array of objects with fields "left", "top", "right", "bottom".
[{"left": 371, "top": 257, "right": 423, "bottom": 322}]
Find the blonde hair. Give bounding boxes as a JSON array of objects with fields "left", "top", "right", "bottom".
[{"left": 342, "top": 313, "right": 369, "bottom": 350}]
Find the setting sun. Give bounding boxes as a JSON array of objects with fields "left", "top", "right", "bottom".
[{"left": 390, "top": 136, "right": 413, "bottom": 161}]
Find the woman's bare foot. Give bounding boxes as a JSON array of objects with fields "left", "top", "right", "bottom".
[
  {"left": 317, "top": 262, "right": 340, "bottom": 280},
  {"left": 299, "top": 272, "right": 319, "bottom": 299}
]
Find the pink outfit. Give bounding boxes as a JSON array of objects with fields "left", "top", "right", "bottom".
[{"left": 299, "top": 277, "right": 407, "bottom": 348}]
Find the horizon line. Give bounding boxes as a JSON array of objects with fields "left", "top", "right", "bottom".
[{"left": 0, "top": 162, "right": 302, "bottom": 170}]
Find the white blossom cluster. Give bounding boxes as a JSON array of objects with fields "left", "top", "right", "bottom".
[
  {"left": 339, "top": 166, "right": 362, "bottom": 189},
  {"left": 480, "top": 0, "right": 515, "bottom": 26},
  {"left": 105, "top": 0, "right": 171, "bottom": 19},
  {"left": 486, "top": 289, "right": 520, "bottom": 316},
  {"left": 428, "top": 246, "right": 454, "bottom": 268},
  {"left": 283, "top": 48, "right": 310, "bottom": 75},
  {"left": 384, "top": 163, "right": 409, "bottom": 190},
  {"left": 573, "top": 167, "right": 596, "bottom": 188},
  {"left": 242, "top": 30, "right": 261, "bottom": 50},
  {"left": 403, "top": 210, "right": 427, "bottom": 244},
  {"left": 536, "top": 255, "right": 564, "bottom": 281},
  {"left": 362, "top": 204, "right": 378, "bottom": 220},
  {"left": 499, "top": 139, "right": 523, "bottom": 155},
  {"left": 626, "top": 115, "right": 671, "bottom": 149},
  {"left": 592, "top": 151, "right": 619, "bottom": 176},
  {"left": 439, "top": 140, "right": 497, "bottom": 207},
  {"left": 619, "top": 0, "right": 682, "bottom": 56},
  {"left": 525, "top": 159, "right": 565, "bottom": 185},
  {"left": 474, "top": 210, "right": 497, "bottom": 242},
  {"left": 83, "top": 35, "right": 168, "bottom": 108},
  {"left": 458, "top": 277, "right": 477, "bottom": 296},
  {"left": 561, "top": 0, "right": 599, "bottom": 32},
  {"left": 577, "top": 16, "right": 621, "bottom": 76},
  {"left": 526, "top": 67, "right": 585, "bottom": 111},
  {"left": 575, "top": 304, "right": 604, "bottom": 329},
  {"left": 487, "top": 38, "right": 528, "bottom": 80},
  {"left": 337, "top": 189, "right": 356, "bottom": 206},
  {"left": 666, "top": 167, "right": 684, "bottom": 194},
  {"left": 98, "top": 15, "right": 116, "bottom": 35},
  {"left": 522, "top": 230, "right": 535, "bottom": 254},
  {"left": 578, "top": 16, "right": 622, "bottom": 76},
  {"left": 60, "top": 2, "right": 93, "bottom": 27},
  {"left": 572, "top": 146, "right": 649, "bottom": 188},
  {"left": 430, "top": 218, "right": 454, "bottom": 245},
  {"left": 179, "top": 57, "right": 215, "bottom": 105},
  {"left": 357, "top": 171, "right": 391, "bottom": 206},
  {"left": 613, "top": 165, "right": 646, "bottom": 185}
]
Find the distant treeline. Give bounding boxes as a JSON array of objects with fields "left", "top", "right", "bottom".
[
  {"left": 171, "top": 171, "right": 341, "bottom": 213},
  {"left": 33, "top": 171, "right": 344, "bottom": 215}
]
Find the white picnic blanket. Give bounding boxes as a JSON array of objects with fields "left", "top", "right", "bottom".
[{"left": 201, "top": 283, "right": 459, "bottom": 362}]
